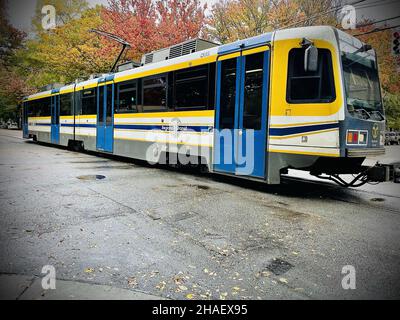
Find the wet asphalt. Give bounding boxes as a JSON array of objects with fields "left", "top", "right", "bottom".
[{"left": 0, "top": 129, "right": 399, "bottom": 300}]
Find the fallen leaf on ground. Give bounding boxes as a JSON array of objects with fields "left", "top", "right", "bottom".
[
  {"left": 127, "top": 277, "right": 137, "bottom": 287},
  {"left": 279, "top": 278, "right": 288, "bottom": 284},
  {"left": 156, "top": 281, "right": 166, "bottom": 291},
  {"left": 219, "top": 292, "right": 228, "bottom": 300}
]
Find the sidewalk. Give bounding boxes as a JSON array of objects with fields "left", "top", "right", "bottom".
[{"left": 0, "top": 274, "right": 165, "bottom": 300}]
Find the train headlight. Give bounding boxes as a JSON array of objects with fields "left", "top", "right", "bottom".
[{"left": 358, "top": 131, "right": 368, "bottom": 145}]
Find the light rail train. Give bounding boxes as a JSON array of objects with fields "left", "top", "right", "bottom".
[{"left": 22, "top": 26, "right": 399, "bottom": 186}]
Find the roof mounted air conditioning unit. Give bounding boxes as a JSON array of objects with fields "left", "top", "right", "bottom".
[
  {"left": 117, "top": 60, "right": 141, "bottom": 72},
  {"left": 141, "top": 38, "right": 218, "bottom": 65},
  {"left": 39, "top": 83, "right": 64, "bottom": 92}
]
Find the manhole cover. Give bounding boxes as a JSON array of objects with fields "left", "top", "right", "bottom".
[
  {"left": 77, "top": 175, "right": 106, "bottom": 181},
  {"left": 370, "top": 198, "right": 385, "bottom": 202},
  {"left": 264, "top": 258, "right": 293, "bottom": 276}
]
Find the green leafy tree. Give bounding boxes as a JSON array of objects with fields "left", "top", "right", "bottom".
[
  {"left": 32, "top": 0, "right": 89, "bottom": 33},
  {"left": 207, "top": 0, "right": 342, "bottom": 44},
  {"left": 0, "top": 0, "right": 31, "bottom": 121},
  {"left": 16, "top": 6, "right": 118, "bottom": 88},
  {"left": 383, "top": 92, "right": 400, "bottom": 130}
]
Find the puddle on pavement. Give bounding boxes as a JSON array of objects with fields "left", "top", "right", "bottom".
[
  {"left": 85, "top": 165, "right": 134, "bottom": 170},
  {"left": 370, "top": 198, "right": 385, "bottom": 202},
  {"left": 77, "top": 175, "right": 106, "bottom": 181},
  {"left": 264, "top": 258, "right": 293, "bottom": 276},
  {"left": 70, "top": 160, "right": 110, "bottom": 164},
  {"left": 195, "top": 185, "right": 210, "bottom": 190},
  {"left": 180, "top": 184, "right": 211, "bottom": 190},
  {"left": 169, "top": 211, "right": 199, "bottom": 222}
]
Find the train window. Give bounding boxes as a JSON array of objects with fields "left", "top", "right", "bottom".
[
  {"left": 60, "top": 93, "right": 73, "bottom": 116},
  {"left": 219, "top": 59, "right": 237, "bottom": 129},
  {"left": 32, "top": 98, "right": 51, "bottom": 117},
  {"left": 143, "top": 75, "right": 167, "bottom": 112},
  {"left": 116, "top": 81, "right": 137, "bottom": 113},
  {"left": 287, "top": 48, "right": 335, "bottom": 103},
  {"left": 26, "top": 101, "right": 34, "bottom": 116},
  {"left": 174, "top": 65, "right": 208, "bottom": 110},
  {"left": 98, "top": 87, "right": 104, "bottom": 124},
  {"left": 243, "top": 52, "right": 264, "bottom": 130},
  {"left": 106, "top": 85, "right": 113, "bottom": 124},
  {"left": 208, "top": 63, "right": 216, "bottom": 110},
  {"left": 81, "top": 89, "right": 97, "bottom": 115}
]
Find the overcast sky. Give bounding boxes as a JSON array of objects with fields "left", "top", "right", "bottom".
[{"left": 5, "top": 0, "right": 400, "bottom": 34}]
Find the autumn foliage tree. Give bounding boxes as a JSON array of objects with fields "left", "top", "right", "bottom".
[
  {"left": 207, "top": 0, "right": 342, "bottom": 43},
  {"left": 16, "top": 6, "right": 119, "bottom": 88},
  {"left": 0, "top": 0, "right": 32, "bottom": 121},
  {"left": 102, "top": 0, "right": 207, "bottom": 61},
  {"left": 31, "top": 0, "right": 89, "bottom": 32}
]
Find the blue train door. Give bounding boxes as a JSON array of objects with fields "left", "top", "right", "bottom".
[
  {"left": 214, "top": 47, "right": 269, "bottom": 178},
  {"left": 51, "top": 94, "right": 60, "bottom": 144},
  {"left": 96, "top": 79, "right": 114, "bottom": 153}
]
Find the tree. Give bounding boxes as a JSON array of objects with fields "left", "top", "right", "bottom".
[
  {"left": 102, "top": 0, "right": 207, "bottom": 61},
  {"left": 15, "top": 6, "right": 118, "bottom": 88},
  {"left": 156, "top": 0, "right": 207, "bottom": 48},
  {"left": 207, "top": 0, "right": 273, "bottom": 43},
  {"left": 0, "top": 0, "right": 31, "bottom": 121},
  {"left": 32, "top": 0, "right": 89, "bottom": 33},
  {"left": 0, "top": 0, "right": 26, "bottom": 67},
  {"left": 207, "top": 0, "right": 343, "bottom": 44}
]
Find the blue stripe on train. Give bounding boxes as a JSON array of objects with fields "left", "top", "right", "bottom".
[{"left": 269, "top": 123, "right": 339, "bottom": 137}]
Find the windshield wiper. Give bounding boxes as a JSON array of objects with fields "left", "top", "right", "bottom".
[{"left": 348, "top": 99, "right": 372, "bottom": 119}]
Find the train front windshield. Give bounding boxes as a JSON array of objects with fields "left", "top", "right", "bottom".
[{"left": 339, "top": 33, "right": 383, "bottom": 117}]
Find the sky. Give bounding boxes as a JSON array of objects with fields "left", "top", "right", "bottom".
[{"left": 5, "top": 0, "right": 400, "bottom": 35}]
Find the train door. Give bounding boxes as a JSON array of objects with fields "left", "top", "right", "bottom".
[
  {"left": 214, "top": 47, "right": 270, "bottom": 178},
  {"left": 96, "top": 78, "right": 114, "bottom": 152},
  {"left": 51, "top": 94, "right": 60, "bottom": 144}
]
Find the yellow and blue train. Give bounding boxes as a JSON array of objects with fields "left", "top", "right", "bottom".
[{"left": 22, "top": 26, "right": 399, "bottom": 186}]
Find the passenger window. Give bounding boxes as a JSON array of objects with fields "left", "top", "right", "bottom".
[
  {"left": 174, "top": 66, "right": 208, "bottom": 110},
  {"left": 116, "top": 81, "right": 137, "bottom": 113},
  {"left": 34, "top": 98, "right": 51, "bottom": 117},
  {"left": 106, "top": 85, "right": 113, "bottom": 124},
  {"left": 81, "top": 89, "right": 97, "bottom": 115},
  {"left": 287, "top": 48, "right": 335, "bottom": 103},
  {"left": 143, "top": 76, "right": 167, "bottom": 112},
  {"left": 243, "top": 52, "right": 264, "bottom": 130},
  {"left": 60, "top": 94, "right": 73, "bottom": 116},
  {"left": 98, "top": 88, "right": 104, "bottom": 124},
  {"left": 219, "top": 59, "right": 237, "bottom": 129}
]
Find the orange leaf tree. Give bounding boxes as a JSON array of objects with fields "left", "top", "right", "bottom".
[{"left": 102, "top": 0, "right": 207, "bottom": 61}]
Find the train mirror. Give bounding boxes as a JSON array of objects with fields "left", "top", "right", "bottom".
[{"left": 304, "top": 45, "right": 318, "bottom": 72}]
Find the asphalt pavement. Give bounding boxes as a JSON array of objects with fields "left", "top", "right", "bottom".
[{"left": 0, "top": 129, "right": 399, "bottom": 300}]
